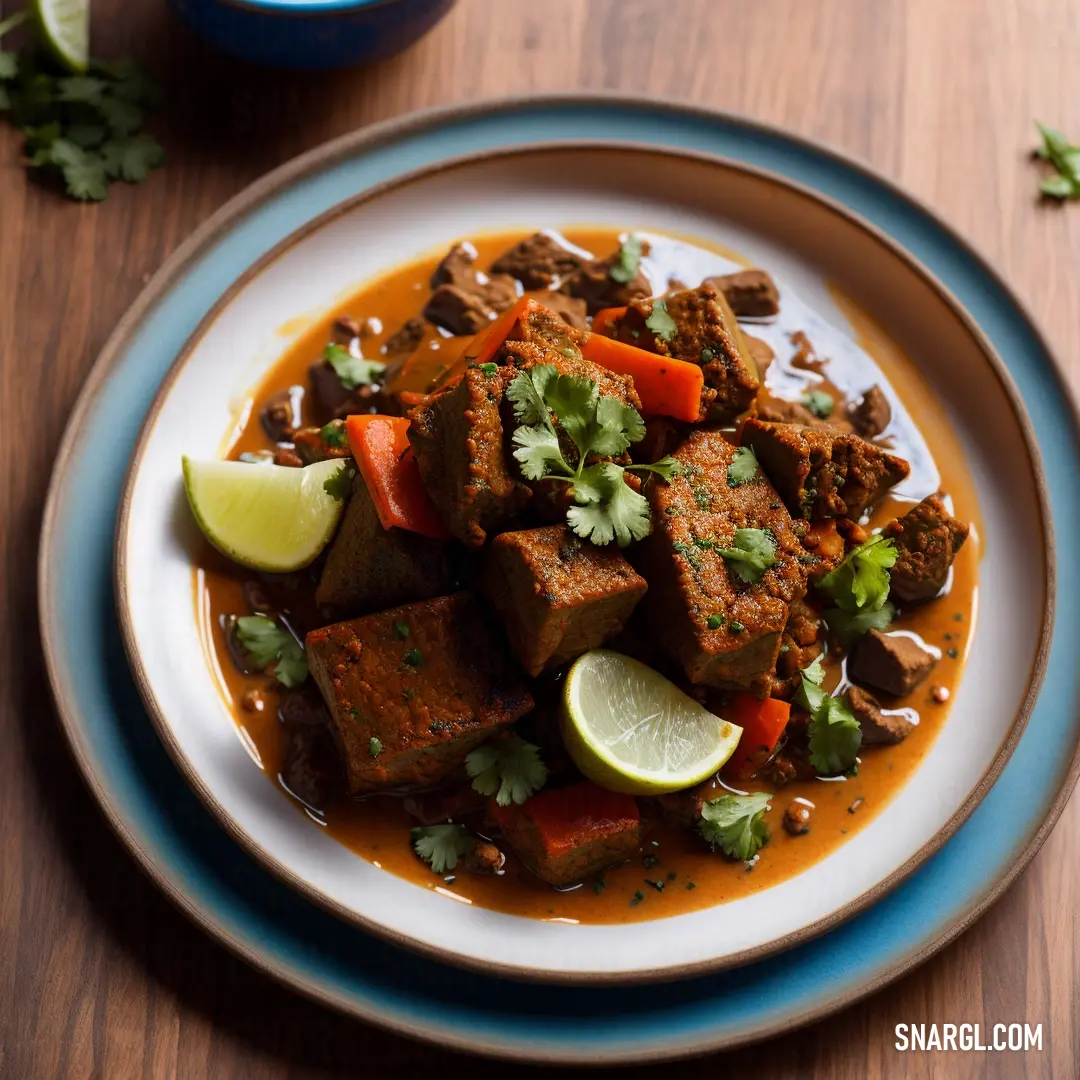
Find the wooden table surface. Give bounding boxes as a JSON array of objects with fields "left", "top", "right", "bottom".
[{"left": 3, "top": 0, "right": 1078, "bottom": 1076}]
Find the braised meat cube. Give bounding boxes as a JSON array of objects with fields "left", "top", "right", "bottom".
[
  {"left": 277, "top": 687, "right": 340, "bottom": 810},
  {"left": 774, "top": 596, "right": 824, "bottom": 684},
  {"left": 502, "top": 299, "right": 590, "bottom": 357},
  {"left": 423, "top": 242, "right": 518, "bottom": 335},
  {"left": 490, "top": 232, "right": 583, "bottom": 290},
  {"left": 562, "top": 240, "right": 652, "bottom": 314},
  {"left": 848, "top": 384, "right": 891, "bottom": 438},
  {"left": 315, "top": 473, "right": 454, "bottom": 616},
  {"left": 484, "top": 525, "right": 648, "bottom": 675},
  {"left": 382, "top": 318, "right": 425, "bottom": 361},
  {"left": 882, "top": 493, "right": 969, "bottom": 601},
  {"left": 407, "top": 367, "right": 531, "bottom": 547},
  {"left": 706, "top": 269, "right": 781, "bottom": 318},
  {"left": 632, "top": 430, "right": 808, "bottom": 692},
  {"left": 306, "top": 593, "right": 533, "bottom": 794},
  {"left": 490, "top": 781, "right": 641, "bottom": 887},
  {"left": 741, "top": 418, "right": 910, "bottom": 521},
  {"left": 847, "top": 685, "right": 915, "bottom": 745},
  {"left": 524, "top": 290, "right": 588, "bottom": 330},
  {"left": 848, "top": 629, "right": 937, "bottom": 697},
  {"left": 260, "top": 386, "right": 302, "bottom": 442},
  {"left": 609, "top": 285, "right": 759, "bottom": 422}
]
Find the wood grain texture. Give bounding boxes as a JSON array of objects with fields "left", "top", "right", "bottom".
[{"left": 2, "top": 0, "right": 1078, "bottom": 1076}]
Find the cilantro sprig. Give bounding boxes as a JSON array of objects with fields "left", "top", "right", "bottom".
[
  {"left": 323, "top": 463, "right": 355, "bottom": 501},
  {"left": 802, "top": 389, "right": 835, "bottom": 419},
  {"left": 465, "top": 734, "right": 548, "bottom": 806},
  {"left": 323, "top": 343, "right": 385, "bottom": 390},
  {"left": 727, "top": 446, "right": 759, "bottom": 487},
  {"left": 234, "top": 615, "right": 308, "bottom": 688},
  {"left": 794, "top": 657, "right": 862, "bottom": 775},
  {"left": 816, "top": 534, "right": 897, "bottom": 612},
  {"left": 411, "top": 824, "right": 476, "bottom": 874},
  {"left": 506, "top": 365, "right": 680, "bottom": 546},
  {"left": 1035, "top": 122, "right": 1080, "bottom": 200},
  {"left": 699, "top": 792, "right": 771, "bottom": 861},
  {"left": 717, "top": 527, "right": 778, "bottom": 583},
  {"left": 645, "top": 299, "right": 677, "bottom": 342},
  {"left": 608, "top": 234, "right": 643, "bottom": 283},
  {"left": 0, "top": 20, "right": 164, "bottom": 202}
]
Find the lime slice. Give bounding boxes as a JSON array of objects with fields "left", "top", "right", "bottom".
[
  {"left": 561, "top": 650, "right": 743, "bottom": 796},
  {"left": 32, "top": 0, "right": 89, "bottom": 73},
  {"left": 182, "top": 456, "right": 349, "bottom": 573}
]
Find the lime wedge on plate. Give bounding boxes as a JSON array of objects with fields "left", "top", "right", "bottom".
[
  {"left": 561, "top": 649, "right": 743, "bottom": 795},
  {"left": 182, "top": 456, "right": 349, "bottom": 573},
  {"left": 32, "top": 0, "right": 89, "bottom": 72}
]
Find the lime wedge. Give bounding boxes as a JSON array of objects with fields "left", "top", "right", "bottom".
[
  {"left": 561, "top": 650, "right": 742, "bottom": 796},
  {"left": 32, "top": 0, "right": 89, "bottom": 73},
  {"left": 182, "top": 456, "right": 349, "bottom": 573}
]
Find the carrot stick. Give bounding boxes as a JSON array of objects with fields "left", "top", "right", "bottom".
[
  {"left": 344, "top": 414, "right": 449, "bottom": 539},
  {"left": 590, "top": 306, "right": 626, "bottom": 336},
  {"left": 722, "top": 694, "right": 791, "bottom": 780},
  {"left": 463, "top": 295, "right": 537, "bottom": 368},
  {"left": 580, "top": 333, "right": 704, "bottom": 422}
]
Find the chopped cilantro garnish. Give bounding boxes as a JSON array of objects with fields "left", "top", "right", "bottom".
[
  {"left": 824, "top": 602, "right": 896, "bottom": 646},
  {"left": 323, "top": 342, "right": 385, "bottom": 390},
  {"left": 323, "top": 463, "right": 355, "bottom": 501},
  {"left": 717, "top": 528, "right": 778, "bottom": 583},
  {"left": 642, "top": 854, "right": 660, "bottom": 869},
  {"left": 701, "top": 347, "right": 714, "bottom": 363},
  {"left": 707, "top": 613, "right": 725, "bottom": 630},
  {"left": 403, "top": 648, "right": 423, "bottom": 667},
  {"left": 729, "top": 620, "right": 745, "bottom": 633},
  {"left": 809, "top": 694, "right": 862, "bottom": 776},
  {"left": 320, "top": 420, "right": 348, "bottom": 448},
  {"left": 685, "top": 880, "right": 696, "bottom": 890},
  {"left": 369, "top": 737, "right": 382, "bottom": 759},
  {"left": 693, "top": 486, "right": 711, "bottom": 510},
  {"left": 802, "top": 389, "right": 835, "bottom": 419},
  {"left": 594, "top": 876, "right": 606, "bottom": 895},
  {"left": 506, "top": 365, "right": 679, "bottom": 546},
  {"left": 629, "top": 890, "right": 645, "bottom": 907},
  {"left": 477, "top": 361, "right": 499, "bottom": 375},
  {"left": 608, "top": 234, "right": 644, "bottom": 283},
  {"left": 235, "top": 615, "right": 307, "bottom": 688},
  {"left": 645, "top": 299, "right": 677, "bottom": 341},
  {"left": 644, "top": 878, "right": 665, "bottom": 893},
  {"left": 465, "top": 734, "right": 548, "bottom": 806},
  {"left": 411, "top": 824, "right": 476, "bottom": 874},
  {"left": 393, "top": 621, "right": 410, "bottom": 639},
  {"left": 727, "top": 446, "right": 759, "bottom": 487},
  {"left": 699, "top": 792, "right": 770, "bottom": 861},
  {"left": 794, "top": 654, "right": 827, "bottom": 712},
  {"left": 816, "top": 534, "right": 897, "bottom": 614}
]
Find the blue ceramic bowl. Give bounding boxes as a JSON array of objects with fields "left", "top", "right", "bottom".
[{"left": 169, "top": 0, "right": 457, "bottom": 70}]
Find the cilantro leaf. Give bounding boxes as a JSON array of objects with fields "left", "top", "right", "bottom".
[
  {"left": 56, "top": 76, "right": 108, "bottom": 104},
  {"left": 808, "top": 695, "right": 862, "bottom": 775},
  {"left": 727, "top": 446, "right": 759, "bottom": 487},
  {"left": 66, "top": 123, "right": 107, "bottom": 149},
  {"left": 96, "top": 94, "right": 143, "bottom": 137},
  {"left": 0, "top": 52, "right": 17, "bottom": 80},
  {"left": 794, "top": 655, "right": 827, "bottom": 713},
  {"left": 465, "top": 734, "right": 548, "bottom": 806},
  {"left": 320, "top": 420, "right": 348, "bottom": 448},
  {"left": 816, "top": 534, "right": 897, "bottom": 613},
  {"left": 234, "top": 615, "right": 308, "bottom": 688},
  {"left": 545, "top": 374, "right": 599, "bottom": 457},
  {"left": 626, "top": 455, "right": 682, "bottom": 482},
  {"left": 100, "top": 133, "right": 164, "bottom": 181},
  {"left": 568, "top": 462, "right": 652, "bottom": 546},
  {"left": 824, "top": 602, "right": 896, "bottom": 646},
  {"left": 609, "top": 234, "right": 643, "bottom": 284},
  {"left": 645, "top": 299, "right": 678, "bottom": 342},
  {"left": 48, "top": 139, "right": 109, "bottom": 201},
  {"left": 506, "top": 365, "right": 557, "bottom": 427},
  {"left": 411, "top": 824, "right": 476, "bottom": 874},
  {"left": 323, "top": 342, "right": 385, "bottom": 390},
  {"left": 717, "top": 528, "right": 778, "bottom": 583},
  {"left": 369, "top": 737, "right": 382, "bottom": 759},
  {"left": 512, "top": 423, "right": 570, "bottom": 480},
  {"left": 802, "top": 389, "right": 835, "bottom": 419},
  {"left": 323, "top": 463, "right": 355, "bottom": 501},
  {"left": 591, "top": 394, "right": 645, "bottom": 456},
  {"left": 699, "top": 792, "right": 771, "bottom": 860},
  {"left": 0, "top": 11, "right": 28, "bottom": 39}
]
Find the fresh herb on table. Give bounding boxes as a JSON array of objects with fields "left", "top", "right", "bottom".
[
  {"left": 235, "top": 615, "right": 308, "bottom": 688},
  {"left": 698, "top": 792, "right": 770, "bottom": 861},
  {"left": 0, "top": 15, "right": 164, "bottom": 201},
  {"left": 411, "top": 824, "right": 476, "bottom": 874},
  {"left": 1034, "top": 122, "right": 1080, "bottom": 200},
  {"left": 323, "top": 342, "right": 385, "bottom": 390},
  {"left": 322, "top": 463, "right": 355, "bottom": 501},
  {"left": 645, "top": 299, "right": 677, "bottom": 342},
  {"left": 794, "top": 657, "right": 862, "bottom": 775},
  {"left": 506, "top": 364, "right": 680, "bottom": 546},
  {"left": 717, "top": 527, "right": 778, "bottom": 583},
  {"left": 465, "top": 734, "right": 548, "bottom": 806},
  {"left": 802, "top": 389, "right": 835, "bottom": 419},
  {"left": 608, "top": 234, "right": 643, "bottom": 283},
  {"left": 726, "top": 446, "right": 759, "bottom": 487}
]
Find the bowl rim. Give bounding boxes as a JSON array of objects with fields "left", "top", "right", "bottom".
[
  {"left": 111, "top": 135, "right": 1053, "bottom": 984},
  {"left": 214, "top": 0, "right": 406, "bottom": 18}
]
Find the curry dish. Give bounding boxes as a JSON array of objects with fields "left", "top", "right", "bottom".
[{"left": 190, "top": 227, "right": 979, "bottom": 924}]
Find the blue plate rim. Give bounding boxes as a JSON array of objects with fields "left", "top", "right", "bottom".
[{"left": 37, "top": 93, "right": 1080, "bottom": 1062}]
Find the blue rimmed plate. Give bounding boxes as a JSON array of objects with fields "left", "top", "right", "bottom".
[{"left": 39, "top": 96, "right": 1080, "bottom": 1062}]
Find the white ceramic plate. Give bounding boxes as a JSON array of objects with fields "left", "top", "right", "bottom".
[{"left": 116, "top": 145, "right": 1047, "bottom": 983}]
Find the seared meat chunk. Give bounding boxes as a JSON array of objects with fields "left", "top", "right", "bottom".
[
  {"left": 525, "top": 290, "right": 588, "bottom": 330},
  {"left": 849, "top": 384, "right": 891, "bottom": 438},
  {"left": 490, "top": 232, "right": 583, "bottom": 289},
  {"left": 609, "top": 285, "right": 759, "bottom": 422},
  {"left": 657, "top": 781, "right": 711, "bottom": 827},
  {"left": 424, "top": 242, "right": 518, "bottom": 335},
  {"left": 706, "top": 269, "right": 781, "bottom": 318},
  {"left": 261, "top": 386, "right": 302, "bottom": 442},
  {"left": 563, "top": 241, "right": 651, "bottom": 314},
  {"left": 382, "top": 318, "right": 425, "bottom": 361},
  {"left": 633, "top": 430, "right": 808, "bottom": 692},
  {"left": 315, "top": 474, "right": 454, "bottom": 616},
  {"left": 402, "top": 784, "right": 487, "bottom": 826},
  {"left": 848, "top": 629, "right": 937, "bottom": 697},
  {"left": 882, "top": 493, "right": 969, "bottom": 601},
  {"left": 464, "top": 840, "right": 506, "bottom": 874},
  {"left": 501, "top": 299, "right": 590, "bottom": 357},
  {"left": 306, "top": 593, "right": 533, "bottom": 794},
  {"left": 407, "top": 367, "right": 531, "bottom": 548},
  {"left": 741, "top": 418, "right": 909, "bottom": 521},
  {"left": 278, "top": 687, "right": 341, "bottom": 810},
  {"left": 775, "top": 596, "right": 824, "bottom": 683},
  {"left": 490, "top": 781, "right": 641, "bottom": 887},
  {"left": 847, "top": 685, "right": 915, "bottom": 745},
  {"left": 484, "top": 525, "right": 647, "bottom": 676},
  {"left": 308, "top": 352, "right": 386, "bottom": 420}
]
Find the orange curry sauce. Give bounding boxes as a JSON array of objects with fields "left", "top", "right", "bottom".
[{"left": 193, "top": 228, "right": 980, "bottom": 924}]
